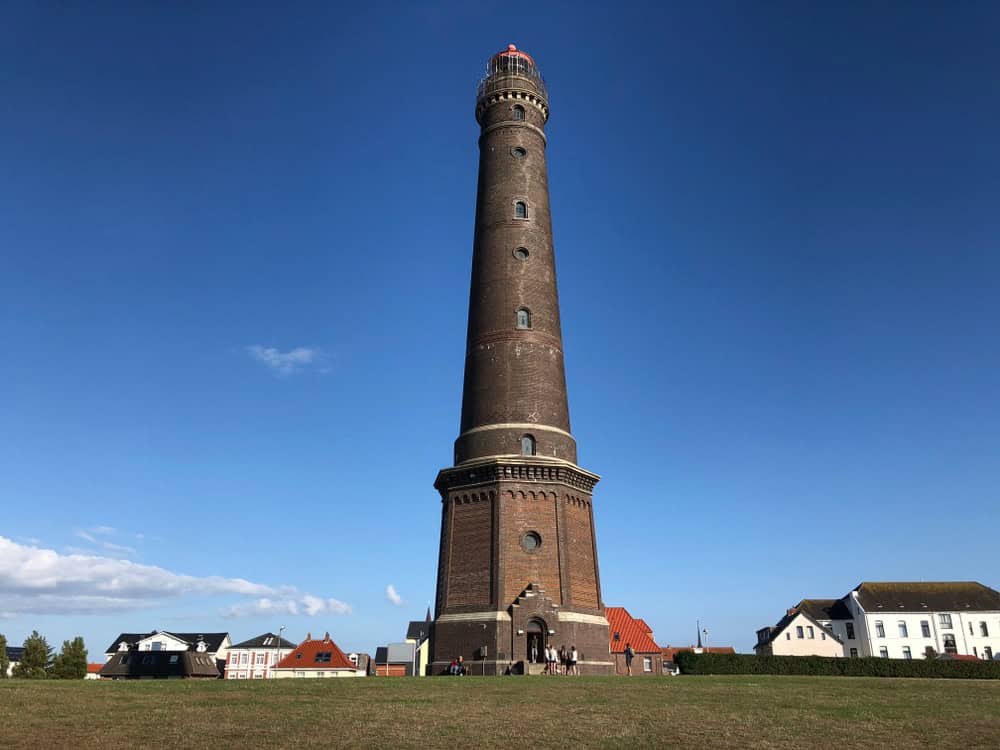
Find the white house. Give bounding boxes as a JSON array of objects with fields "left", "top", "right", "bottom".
[
  {"left": 224, "top": 632, "right": 296, "bottom": 679},
  {"left": 755, "top": 608, "right": 844, "bottom": 657},
  {"left": 757, "top": 582, "right": 1000, "bottom": 660},
  {"left": 105, "top": 631, "right": 231, "bottom": 672}
]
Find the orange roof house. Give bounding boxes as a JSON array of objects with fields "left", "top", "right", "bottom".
[
  {"left": 606, "top": 607, "right": 663, "bottom": 676},
  {"left": 271, "top": 632, "right": 362, "bottom": 678}
]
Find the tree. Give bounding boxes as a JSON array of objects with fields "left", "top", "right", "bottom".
[
  {"left": 12, "top": 631, "right": 52, "bottom": 678},
  {"left": 0, "top": 633, "right": 8, "bottom": 678},
  {"left": 51, "top": 636, "right": 88, "bottom": 680}
]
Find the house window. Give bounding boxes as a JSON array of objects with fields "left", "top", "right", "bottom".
[
  {"left": 785, "top": 633, "right": 790, "bottom": 640},
  {"left": 986, "top": 646, "right": 994, "bottom": 660},
  {"left": 295, "top": 671, "right": 305, "bottom": 677},
  {"left": 879, "top": 647, "right": 888, "bottom": 658},
  {"left": 921, "top": 620, "right": 931, "bottom": 638},
  {"left": 939, "top": 614, "right": 952, "bottom": 629},
  {"left": 513, "top": 105, "right": 525, "bottom": 121},
  {"left": 821, "top": 632, "right": 826, "bottom": 640},
  {"left": 317, "top": 671, "right": 325, "bottom": 677},
  {"left": 942, "top": 634, "right": 957, "bottom": 654},
  {"left": 849, "top": 648, "right": 859, "bottom": 658},
  {"left": 151, "top": 642, "right": 164, "bottom": 651},
  {"left": 796, "top": 626, "right": 804, "bottom": 639},
  {"left": 845, "top": 622, "right": 855, "bottom": 640},
  {"left": 315, "top": 652, "right": 332, "bottom": 663},
  {"left": 516, "top": 307, "right": 531, "bottom": 329},
  {"left": 969, "top": 622, "right": 974, "bottom": 636},
  {"left": 515, "top": 201, "right": 527, "bottom": 219},
  {"left": 643, "top": 657, "right": 653, "bottom": 672},
  {"left": 241, "top": 653, "right": 248, "bottom": 664},
  {"left": 981, "top": 622, "right": 989, "bottom": 637},
  {"left": 875, "top": 621, "right": 885, "bottom": 638},
  {"left": 898, "top": 621, "right": 908, "bottom": 638},
  {"left": 521, "top": 434, "right": 536, "bottom": 456},
  {"left": 807, "top": 626, "right": 814, "bottom": 639},
  {"left": 169, "top": 655, "right": 179, "bottom": 664},
  {"left": 973, "top": 647, "right": 978, "bottom": 658},
  {"left": 256, "top": 654, "right": 265, "bottom": 664},
  {"left": 902, "top": 647, "right": 912, "bottom": 660},
  {"left": 613, "top": 632, "right": 620, "bottom": 642}
]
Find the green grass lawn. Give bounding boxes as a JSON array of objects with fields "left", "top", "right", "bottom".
[{"left": 2, "top": 675, "right": 998, "bottom": 749}]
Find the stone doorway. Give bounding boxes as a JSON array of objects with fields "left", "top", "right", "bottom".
[{"left": 526, "top": 618, "right": 546, "bottom": 664}]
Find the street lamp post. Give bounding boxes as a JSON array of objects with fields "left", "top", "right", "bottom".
[{"left": 273, "top": 625, "right": 285, "bottom": 679}]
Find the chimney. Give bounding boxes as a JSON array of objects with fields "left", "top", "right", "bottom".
[
  {"left": 324, "top": 632, "right": 330, "bottom": 642},
  {"left": 786, "top": 608, "right": 798, "bottom": 617},
  {"left": 306, "top": 632, "right": 311, "bottom": 641}
]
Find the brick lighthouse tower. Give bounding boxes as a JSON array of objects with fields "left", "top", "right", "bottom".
[{"left": 430, "top": 44, "right": 611, "bottom": 675}]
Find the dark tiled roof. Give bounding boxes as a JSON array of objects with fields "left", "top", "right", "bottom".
[
  {"left": 757, "top": 608, "right": 844, "bottom": 646},
  {"left": 275, "top": 634, "right": 355, "bottom": 671},
  {"left": 104, "top": 632, "right": 229, "bottom": 655},
  {"left": 797, "top": 598, "right": 853, "bottom": 621},
  {"left": 854, "top": 582, "right": 1000, "bottom": 612},
  {"left": 99, "top": 650, "right": 219, "bottom": 679},
  {"left": 406, "top": 621, "right": 430, "bottom": 644},
  {"left": 6, "top": 646, "right": 25, "bottom": 661},
  {"left": 230, "top": 632, "right": 296, "bottom": 650},
  {"left": 606, "top": 607, "right": 660, "bottom": 653}
]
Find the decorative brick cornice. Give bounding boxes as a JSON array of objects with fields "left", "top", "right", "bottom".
[
  {"left": 435, "top": 456, "right": 600, "bottom": 494},
  {"left": 476, "top": 88, "right": 549, "bottom": 123}
]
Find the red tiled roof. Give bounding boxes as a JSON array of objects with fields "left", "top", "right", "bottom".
[
  {"left": 275, "top": 633, "right": 355, "bottom": 671},
  {"left": 661, "top": 645, "right": 736, "bottom": 661},
  {"left": 937, "top": 654, "right": 979, "bottom": 661},
  {"left": 86, "top": 663, "right": 103, "bottom": 674},
  {"left": 606, "top": 607, "right": 660, "bottom": 653}
]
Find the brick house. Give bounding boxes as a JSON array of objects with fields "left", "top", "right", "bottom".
[
  {"left": 606, "top": 607, "right": 662, "bottom": 676},
  {"left": 271, "top": 632, "right": 362, "bottom": 678}
]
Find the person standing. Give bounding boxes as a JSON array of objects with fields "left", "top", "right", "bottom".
[
  {"left": 559, "top": 645, "right": 567, "bottom": 675},
  {"left": 624, "top": 642, "right": 635, "bottom": 676},
  {"left": 569, "top": 645, "right": 579, "bottom": 676}
]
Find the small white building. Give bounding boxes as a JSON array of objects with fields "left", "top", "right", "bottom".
[
  {"left": 757, "top": 582, "right": 1000, "bottom": 660},
  {"left": 224, "top": 632, "right": 297, "bottom": 679},
  {"left": 755, "top": 608, "right": 844, "bottom": 657}
]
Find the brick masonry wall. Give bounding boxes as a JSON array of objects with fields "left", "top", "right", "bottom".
[
  {"left": 446, "top": 498, "right": 493, "bottom": 608},
  {"left": 500, "top": 489, "right": 561, "bottom": 606},
  {"left": 564, "top": 497, "right": 599, "bottom": 609}
]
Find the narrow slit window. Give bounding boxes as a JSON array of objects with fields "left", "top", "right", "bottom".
[
  {"left": 516, "top": 307, "right": 531, "bottom": 329},
  {"left": 521, "top": 435, "right": 536, "bottom": 456},
  {"left": 515, "top": 201, "right": 527, "bottom": 219},
  {"left": 513, "top": 105, "right": 525, "bottom": 121}
]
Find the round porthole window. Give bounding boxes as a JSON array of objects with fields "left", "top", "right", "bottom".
[
  {"left": 511, "top": 146, "right": 526, "bottom": 159},
  {"left": 514, "top": 247, "right": 529, "bottom": 260},
  {"left": 521, "top": 531, "right": 542, "bottom": 552}
]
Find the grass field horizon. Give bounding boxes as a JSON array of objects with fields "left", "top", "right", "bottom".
[{"left": 2, "top": 674, "right": 998, "bottom": 749}]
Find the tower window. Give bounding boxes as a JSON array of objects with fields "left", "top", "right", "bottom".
[
  {"left": 513, "top": 247, "right": 529, "bottom": 261},
  {"left": 511, "top": 146, "right": 526, "bottom": 159},
  {"left": 514, "top": 201, "right": 527, "bottom": 219},
  {"left": 521, "top": 434, "right": 536, "bottom": 456},
  {"left": 513, "top": 105, "right": 525, "bottom": 121},
  {"left": 516, "top": 307, "right": 531, "bottom": 329}
]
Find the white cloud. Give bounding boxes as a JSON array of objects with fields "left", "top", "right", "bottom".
[
  {"left": 223, "top": 595, "right": 351, "bottom": 619},
  {"left": 246, "top": 345, "right": 326, "bottom": 375},
  {"left": 92, "top": 526, "right": 116, "bottom": 535},
  {"left": 74, "top": 529, "right": 97, "bottom": 544},
  {"left": 385, "top": 584, "right": 403, "bottom": 607},
  {"left": 0, "top": 536, "right": 349, "bottom": 618}
]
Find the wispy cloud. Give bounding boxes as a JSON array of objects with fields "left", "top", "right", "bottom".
[
  {"left": 385, "top": 584, "right": 404, "bottom": 607},
  {"left": 0, "top": 536, "right": 349, "bottom": 617},
  {"left": 246, "top": 345, "right": 328, "bottom": 375},
  {"left": 223, "top": 595, "right": 351, "bottom": 619}
]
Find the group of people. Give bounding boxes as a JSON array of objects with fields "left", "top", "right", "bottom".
[{"left": 541, "top": 644, "right": 579, "bottom": 675}]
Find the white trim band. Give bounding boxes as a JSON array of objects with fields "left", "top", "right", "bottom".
[
  {"left": 461, "top": 422, "right": 574, "bottom": 440},
  {"left": 557, "top": 612, "right": 610, "bottom": 626},
  {"left": 436, "top": 611, "right": 512, "bottom": 623}
]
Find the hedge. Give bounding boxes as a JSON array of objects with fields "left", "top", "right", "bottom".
[{"left": 674, "top": 652, "right": 1000, "bottom": 679}]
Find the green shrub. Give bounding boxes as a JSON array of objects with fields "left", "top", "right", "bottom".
[{"left": 674, "top": 652, "right": 1000, "bottom": 679}]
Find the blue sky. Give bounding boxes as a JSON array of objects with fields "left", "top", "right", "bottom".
[{"left": 1, "top": 2, "right": 998, "bottom": 657}]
